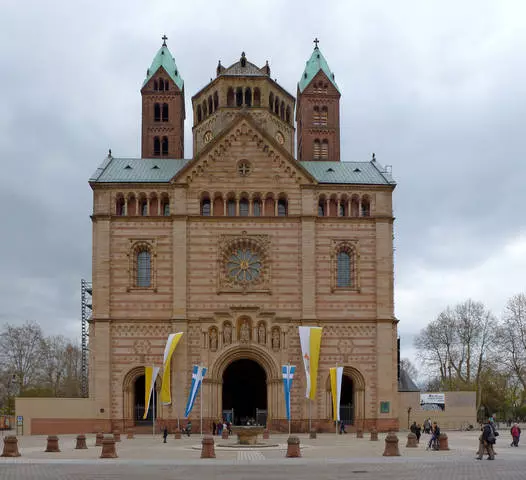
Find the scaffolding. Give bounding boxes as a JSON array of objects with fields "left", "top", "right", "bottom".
[{"left": 80, "top": 279, "right": 92, "bottom": 398}]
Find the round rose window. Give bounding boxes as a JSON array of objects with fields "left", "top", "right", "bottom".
[{"left": 226, "top": 249, "right": 261, "bottom": 282}]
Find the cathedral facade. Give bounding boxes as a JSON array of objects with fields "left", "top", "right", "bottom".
[{"left": 88, "top": 39, "right": 399, "bottom": 432}]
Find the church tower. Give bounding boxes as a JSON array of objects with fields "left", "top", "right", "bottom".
[
  {"left": 141, "top": 37, "right": 185, "bottom": 158},
  {"left": 296, "top": 40, "right": 341, "bottom": 161}
]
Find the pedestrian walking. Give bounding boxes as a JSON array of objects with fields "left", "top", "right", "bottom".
[
  {"left": 162, "top": 426, "right": 168, "bottom": 443},
  {"left": 476, "top": 419, "right": 497, "bottom": 460},
  {"left": 510, "top": 423, "right": 521, "bottom": 447}
]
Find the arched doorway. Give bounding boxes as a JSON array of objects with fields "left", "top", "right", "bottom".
[
  {"left": 222, "top": 359, "right": 267, "bottom": 425},
  {"left": 133, "top": 375, "right": 157, "bottom": 425},
  {"left": 339, "top": 375, "right": 354, "bottom": 425}
]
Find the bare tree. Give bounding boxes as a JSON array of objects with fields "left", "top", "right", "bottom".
[
  {"left": 496, "top": 293, "right": 526, "bottom": 390},
  {"left": 400, "top": 358, "right": 419, "bottom": 381},
  {"left": 0, "top": 321, "right": 44, "bottom": 392}
]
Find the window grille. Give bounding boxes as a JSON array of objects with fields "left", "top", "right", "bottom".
[
  {"left": 137, "top": 251, "right": 151, "bottom": 287},
  {"left": 313, "top": 140, "right": 321, "bottom": 159},
  {"left": 337, "top": 251, "right": 351, "bottom": 287}
]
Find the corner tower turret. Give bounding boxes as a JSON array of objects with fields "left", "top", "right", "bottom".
[
  {"left": 296, "top": 40, "right": 341, "bottom": 161},
  {"left": 141, "top": 36, "right": 185, "bottom": 158}
]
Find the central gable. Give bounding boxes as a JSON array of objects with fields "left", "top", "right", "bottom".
[{"left": 172, "top": 114, "right": 317, "bottom": 189}]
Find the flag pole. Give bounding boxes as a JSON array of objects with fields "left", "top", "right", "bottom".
[
  {"left": 200, "top": 363, "right": 203, "bottom": 437},
  {"left": 153, "top": 382, "right": 156, "bottom": 437},
  {"left": 308, "top": 398, "right": 311, "bottom": 433},
  {"left": 335, "top": 363, "right": 338, "bottom": 436},
  {"left": 288, "top": 362, "right": 291, "bottom": 436}
]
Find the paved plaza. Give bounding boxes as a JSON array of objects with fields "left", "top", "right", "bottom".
[{"left": 1, "top": 429, "right": 525, "bottom": 479}]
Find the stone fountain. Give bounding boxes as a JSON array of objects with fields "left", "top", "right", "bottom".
[{"left": 231, "top": 426, "right": 265, "bottom": 445}]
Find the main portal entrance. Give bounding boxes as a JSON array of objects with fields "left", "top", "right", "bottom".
[
  {"left": 133, "top": 375, "right": 156, "bottom": 425},
  {"left": 222, "top": 359, "right": 267, "bottom": 425}
]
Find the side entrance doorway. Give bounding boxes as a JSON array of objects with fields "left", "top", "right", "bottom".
[
  {"left": 222, "top": 359, "right": 267, "bottom": 425},
  {"left": 133, "top": 374, "right": 156, "bottom": 425}
]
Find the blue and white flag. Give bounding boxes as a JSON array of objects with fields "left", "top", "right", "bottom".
[
  {"left": 184, "top": 365, "right": 207, "bottom": 418},
  {"left": 282, "top": 365, "right": 296, "bottom": 421}
]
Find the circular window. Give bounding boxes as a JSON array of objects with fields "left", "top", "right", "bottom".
[
  {"left": 226, "top": 249, "right": 261, "bottom": 282},
  {"left": 237, "top": 161, "right": 251, "bottom": 177}
]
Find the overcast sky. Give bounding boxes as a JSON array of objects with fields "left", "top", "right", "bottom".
[{"left": 1, "top": 0, "right": 525, "bottom": 366}]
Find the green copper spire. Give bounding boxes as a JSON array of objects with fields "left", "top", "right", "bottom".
[
  {"left": 143, "top": 36, "right": 184, "bottom": 90},
  {"left": 298, "top": 39, "right": 339, "bottom": 93}
]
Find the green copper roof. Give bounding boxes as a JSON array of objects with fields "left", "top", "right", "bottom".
[
  {"left": 301, "top": 161, "right": 395, "bottom": 185},
  {"left": 143, "top": 45, "right": 184, "bottom": 90},
  {"left": 298, "top": 47, "right": 339, "bottom": 93},
  {"left": 90, "top": 157, "right": 190, "bottom": 183}
]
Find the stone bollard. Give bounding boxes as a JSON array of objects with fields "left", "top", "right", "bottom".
[
  {"left": 286, "top": 436, "right": 301, "bottom": 458},
  {"left": 100, "top": 437, "right": 118, "bottom": 458},
  {"left": 356, "top": 428, "right": 364, "bottom": 439},
  {"left": 370, "top": 428, "right": 378, "bottom": 441},
  {"left": 126, "top": 429, "right": 134, "bottom": 439},
  {"left": 221, "top": 430, "right": 229, "bottom": 440},
  {"left": 95, "top": 432, "right": 104, "bottom": 446},
  {"left": 263, "top": 429, "right": 270, "bottom": 440},
  {"left": 1, "top": 436, "right": 21, "bottom": 457},
  {"left": 174, "top": 431, "right": 182, "bottom": 439},
  {"left": 383, "top": 432, "right": 401, "bottom": 456},
  {"left": 309, "top": 429, "right": 317, "bottom": 439},
  {"left": 201, "top": 435, "right": 216, "bottom": 459},
  {"left": 75, "top": 434, "right": 88, "bottom": 450},
  {"left": 406, "top": 432, "right": 418, "bottom": 448},
  {"left": 113, "top": 431, "right": 121, "bottom": 442},
  {"left": 45, "top": 435, "right": 60, "bottom": 453},
  {"left": 438, "top": 433, "right": 450, "bottom": 451}
]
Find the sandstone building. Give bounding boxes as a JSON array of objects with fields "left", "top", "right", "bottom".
[{"left": 87, "top": 38, "right": 399, "bottom": 432}]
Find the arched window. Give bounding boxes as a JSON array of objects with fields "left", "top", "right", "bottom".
[
  {"left": 164, "top": 80, "right": 169, "bottom": 90},
  {"left": 208, "top": 96, "right": 213, "bottom": 114},
  {"left": 321, "top": 106, "right": 328, "bottom": 125},
  {"left": 127, "top": 194, "right": 136, "bottom": 215},
  {"left": 153, "top": 137, "right": 160, "bottom": 156},
  {"left": 313, "top": 106, "right": 320, "bottom": 125},
  {"left": 264, "top": 196, "right": 275, "bottom": 216},
  {"left": 286, "top": 106, "right": 291, "bottom": 124},
  {"left": 329, "top": 197, "right": 338, "bottom": 217},
  {"left": 313, "top": 139, "right": 321, "bottom": 160},
  {"left": 277, "top": 198, "right": 288, "bottom": 216},
  {"left": 280, "top": 101, "right": 285, "bottom": 120},
  {"left": 253, "top": 198, "right": 262, "bottom": 217},
  {"left": 269, "top": 92, "right": 274, "bottom": 110},
  {"left": 159, "top": 78, "right": 164, "bottom": 91},
  {"left": 162, "top": 103, "right": 169, "bottom": 122},
  {"left": 227, "top": 198, "right": 236, "bottom": 216},
  {"left": 245, "top": 88, "right": 252, "bottom": 107},
  {"left": 318, "top": 199, "right": 325, "bottom": 216},
  {"left": 337, "top": 251, "right": 352, "bottom": 288},
  {"left": 213, "top": 196, "right": 224, "bottom": 216},
  {"left": 116, "top": 196, "right": 125, "bottom": 216},
  {"left": 197, "top": 105, "right": 202, "bottom": 123},
  {"left": 236, "top": 88, "right": 243, "bottom": 107},
  {"left": 239, "top": 198, "right": 249, "bottom": 216},
  {"left": 213, "top": 91, "right": 219, "bottom": 110},
  {"left": 153, "top": 80, "right": 158, "bottom": 91},
  {"left": 339, "top": 203, "right": 345, "bottom": 217},
  {"left": 149, "top": 194, "right": 159, "bottom": 216},
  {"left": 351, "top": 196, "right": 359, "bottom": 217},
  {"left": 274, "top": 97, "right": 279, "bottom": 115},
  {"left": 203, "top": 101, "right": 208, "bottom": 118},
  {"left": 161, "top": 137, "right": 168, "bottom": 156},
  {"left": 201, "top": 198, "right": 211, "bottom": 216},
  {"left": 361, "top": 196, "right": 371, "bottom": 217},
  {"left": 321, "top": 140, "right": 329, "bottom": 160},
  {"left": 161, "top": 195, "right": 170, "bottom": 216},
  {"left": 137, "top": 250, "right": 151, "bottom": 287},
  {"left": 227, "top": 88, "right": 235, "bottom": 107},
  {"left": 139, "top": 198, "right": 148, "bottom": 216},
  {"left": 254, "top": 88, "right": 261, "bottom": 107},
  {"left": 154, "top": 103, "right": 161, "bottom": 122}
]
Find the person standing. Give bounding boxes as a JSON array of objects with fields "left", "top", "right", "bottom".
[
  {"left": 510, "top": 423, "right": 521, "bottom": 447},
  {"left": 212, "top": 421, "right": 216, "bottom": 436},
  {"left": 162, "top": 426, "right": 168, "bottom": 443},
  {"left": 476, "top": 419, "right": 496, "bottom": 460}
]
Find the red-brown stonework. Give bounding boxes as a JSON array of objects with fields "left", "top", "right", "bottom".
[
  {"left": 45, "top": 436, "right": 60, "bottom": 453},
  {"left": 439, "top": 433, "right": 450, "bottom": 451},
  {"left": 200, "top": 435, "right": 216, "bottom": 459},
  {"left": 383, "top": 432, "right": 401, "bottom": 457},
  {"left": 75, "top": 435, "right": 88, "bottom": 449},
  {"left": 1, "top": 436, "right": 21, "bottom": 457},
  {"left": 100, "top": 437, "right": 118, "bottom": 458},
  {"left": 85, "top": 47, "right": 398, "bottom": 438},
  {"left": 286, "top": 436, "right": 301, "bottom": 458}
]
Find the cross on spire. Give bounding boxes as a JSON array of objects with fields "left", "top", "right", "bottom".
[
  {"left": 162, "top": 34, "right": 168, "bottom": 46},
  {"left": 313, "top": 37, "right": 319, "bottom": 49}
]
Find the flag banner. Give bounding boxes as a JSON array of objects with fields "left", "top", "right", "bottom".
[
  {"left": 160, "top": 332, "right": 184, "bottom": 405},
  {"left": 282, "top": 365, "right": 296, "bottom": 421},
  {"left": 184, "top": 365, "right": 207, "bottom": 418},
  {"left": 143, "top": 366, "right": 160, "bottom": 419},
  {"left": 298, "top": 326, "right": 323, "bottom": 400},
  {"left": 330, "top": 366, "right": 343, "bottom": 422}
]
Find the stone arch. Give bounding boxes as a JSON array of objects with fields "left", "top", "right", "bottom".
[{"left": 122, "top": 365, "right": 161, "bottom": 427}]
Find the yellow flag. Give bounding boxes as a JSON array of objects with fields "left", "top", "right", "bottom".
[
  {"left": 330, "top": 366, "right": 343, "bottom": 422},
  {"left": 299, "top": 326, "right": 323, "bottom": 400},
  {"left": 160, "top": 332, "right": 184, "bottom": 405},
  {"left": 143, "top": 366, "right": 160, "bottom": 419}
]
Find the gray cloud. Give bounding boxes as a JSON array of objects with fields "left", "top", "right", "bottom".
[{"left": 1, "top": 0, "right": 525, "bottom": 364}]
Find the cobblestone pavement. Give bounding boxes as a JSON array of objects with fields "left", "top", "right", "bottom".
[{"left": 1, "top": 429, "right": 525, "bottom": 479}]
